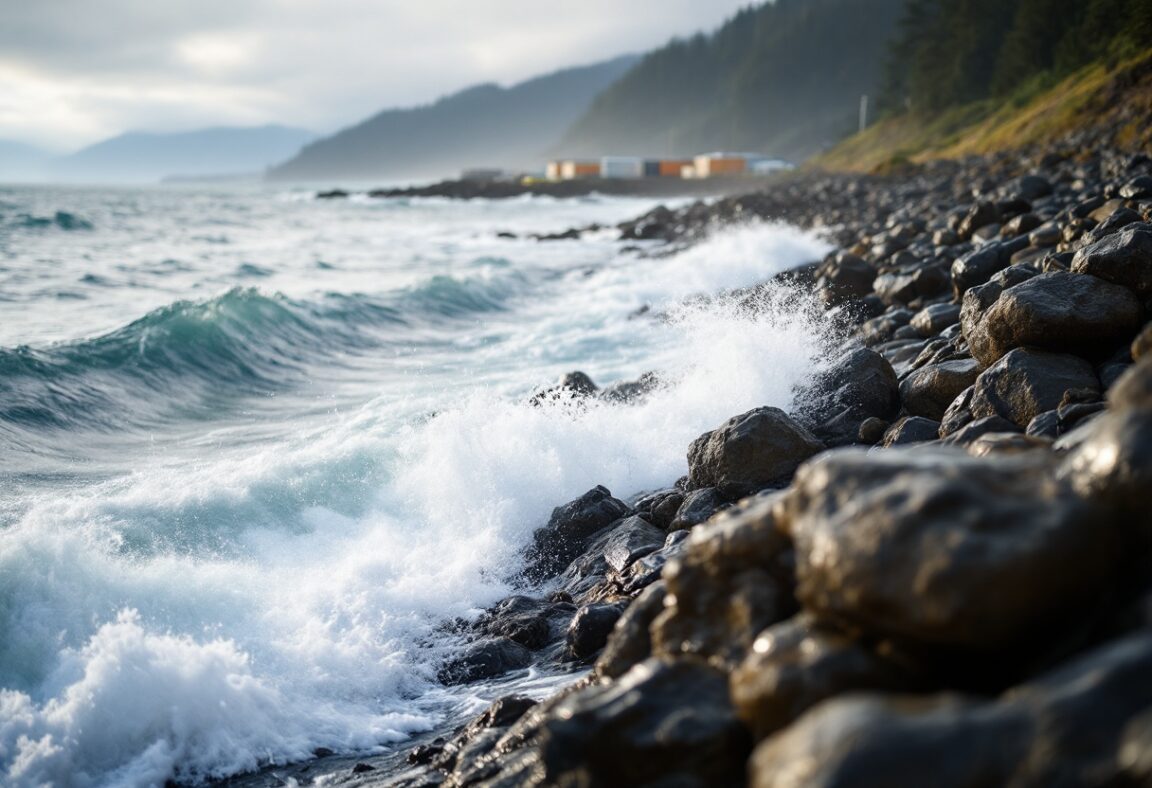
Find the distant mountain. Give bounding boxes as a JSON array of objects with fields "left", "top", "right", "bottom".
[
  {"left": 556, "top": 0, "right": 906, "bottom": 162},
  {"left": 267, "top": 55, "right": 638, "bottom": 183},
  {"left": 0, "top": 140, "right": 54, "bottom": 182},
  {"left": 48, "top": 125, "right": 317, "bottom": 183}
]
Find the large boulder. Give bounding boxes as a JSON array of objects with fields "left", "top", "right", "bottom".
[
  {"left": 521, "top": 486, "right": 630, "bottom": 583},
  {"left": 782, "top": 447, "right": 1115, "bottom": 660},
  {"left": 816, "top": 252, "right": 876, "bottom": 307},
  {"left": 968, "top": 348, "right": 1100, "bottom": 428},
  {"left": 794, "top": 348, "right": 900, "bottom": 446},
  {"left": 962, "top": 271, "right": 1143, "bottom": 366},
  {"left": 1071, "top": 222, "right": 1152, "bottom": 297},
  {"left": 651, "top": 494, "right": 796, "bottom": 667},
  {"left": 600, "top": 516, "right": 666, "bottom": 574},
  {"left": 749, "top": 632, "right": 1152, "bottom": 788},
  {"left": 899, "top": 359, "right": 981, "bottom": 421},
  {"left": 596, "top": 582, "right": 667, "bottom": 679},
  {"left": 518, "top": 659, "right": 752, "bottom": 787},
  {"left": 730, "top": 614, "right": 916, "bottom": 742},
  {"left": 438, "top": 637, "right": 533, "bottom": 685},
  {"left": 687, "top": 407, "right": 823, "bottom": 496},
  {"left": 566, "top": 601, "right": 631, "bottom": 661}
]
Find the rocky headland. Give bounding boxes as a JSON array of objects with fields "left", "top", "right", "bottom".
[
  {"left": 313, "top": 174, "right": 783, "bottom": 202},
  {"left": 233, "top": 138, "right": 1152, "bottom": 786}
]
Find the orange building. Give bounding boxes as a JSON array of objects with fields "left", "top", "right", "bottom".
[
  {"left": 546, "top": 160, "right": 601, "bottom": 180},
  {"left": 693, "top": 153, "right": 749, "bottom": 177}
]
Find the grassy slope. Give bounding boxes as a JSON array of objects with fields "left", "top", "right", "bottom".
[{"left": 813, "top": 49, "right": 1152, "bottom": 173}]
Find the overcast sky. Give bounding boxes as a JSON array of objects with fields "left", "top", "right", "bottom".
[{"left": 0, "top": 0, "right": 754, "bottom": 151}]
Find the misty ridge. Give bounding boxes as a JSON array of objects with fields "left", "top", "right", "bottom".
[{"left": 5, "top": 0, "right": 1146, "bottom": 185}]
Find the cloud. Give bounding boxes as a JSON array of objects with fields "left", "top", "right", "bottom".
[{"left": 0, "top": 0, "right": 754, "bottom": 150}]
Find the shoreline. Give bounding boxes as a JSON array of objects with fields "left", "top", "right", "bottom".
[
  {"left": 313, "top": 173, "right": 790, "bottom": 202},
  {"left": 224, "top": 143, "right": 1152, "bottom": 786}
]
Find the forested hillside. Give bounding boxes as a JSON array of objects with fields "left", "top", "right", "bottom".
[
  {"left": 555, "top": 0, "right": 905, "bottom": 162},
  {"left": 818, "top": 0, "right": 1152, "bottom": 171},
  {"left": 882, "top": 0, "right": 1152, "bottom": 114},
  {"left": 267, "top": 55, "right": 637, "bottom": 182}
]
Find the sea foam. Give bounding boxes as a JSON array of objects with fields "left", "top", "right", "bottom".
[{"left": 0, "top": 217, "right": 833, "bottom": 786}]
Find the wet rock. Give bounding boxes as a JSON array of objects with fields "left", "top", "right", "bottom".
[
  {"left": 783, "top": 447, "right": 1114, "bottom": 659},
  {"left": 969, "top": 348, "right": 1100, "bottom": 428},
  {"left": 749, "top": 632, "right": 1152, "bottom": 788},
  {"left": 816, "top": 252, "right": 876, "bottom": 307},
  {"left": 483, "top": 612, "right": 551, "bottom": 650},
  {"left": 938, "top": 385, "right": 975, "bottom": 436},
  {"left": 652, "top": 493, "right": 796, "bottom": 666},
  {"left": 596, "top": 582, "right": 667, "bottom": 679},
  {"left": 1109, "top": 355, "right": 1152, "bottom": 411},
  {"left": 601, "top": 516, "right": 666, "bottom": 573},
  {"left": 964, "top": 431, "right": 1051, "bottom": 457},
  {"left": 880, "top": 416, "right": 941, "bottom": 446},
  {"left": 957, "top": 200, "right": 1001, "bottom": 240},
  {"left": 438, "top": 637, "right": 532, "bottom": 685},
  {"left": 566, "top": 601, "right": 631, "bottom": 661},
  {"left": 1133, "top": 322, "right": 1152, "bottom": 360},
  {"left": 1004, "top": 174, "right": 1052, "bottom": 202},
  {"left": 422, "top": 695, "right": 538, "bottom": 772},
  {"left": 1058, "top": 404, "right": 1152, "bottom": 563},
  {"left": 950, "top": 242, "right": 1009, "bottom": 296},
  {"left": 670, "top": 487, "right": 727, "bottom": 530},
  {"left": 1120, "top": 175, "right": 1152, "bottom": 199},
  {"left": 909, "top": 303, "right": 961, "bottom": 337},
  {"left": 940, "top": 414, "right": 1021, "bottom": 446},
  {"left": 529, "top": 370, "right": 600, "bottom": 406},
  {"left": 617, "top": 530, "right": 690, "bottom": 595},
  {"left": 900, "top": 358, "right": 981, "bottom": 421},
  {"left": 521, "top": 486, "right": 631, "bottom": 583},
  {"left": 731, "top": 615, "right": 916, "bottom": 741},
  {"left": 963, "top": 271, "right": 1143, "bottom": 366},
  {"left": 599, "top": 371, "right": 660, "bottom": 404},
  {"left": 526, "top": 659, "right": 751, "bottom": 787},
  {"left": 1071, "top": 222, "right": 1152, "bottom": 297},
  {"left": 857, "top": 417, "right": 889, "bottom": 445},
  {"left": 796, "top": 348, "right": 900, "bottom": 445},
  {"left": 687, "top": 407, "right": 823, "bottom": 497}
]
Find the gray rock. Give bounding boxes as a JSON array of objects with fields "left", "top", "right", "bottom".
[
  {"left": 969, "top": 348, "right": 1100, "bottom": 428},
  {"left": 670, "top": 487, "right": 727, "bottom": 530},
  {"left": 900, "top": 358, "right": 981, "bottom": 421},
  {"left": 963, "top": 271, "right": 1144, "bottom": 366},
  {"left": 1071, "top": 222, "right": 1152, "bottom": 297},
  {"left": 566, "top": 601, "right": 631, "bottom": 661},
  {"left": 521, "top": 486, "right": 630, "bottom": 583},
  {"left": 687, "top": 407, "right": 823, "bottom": 496},
  {"left": 910, "top": 302, "right": 961, "bottom": 337},
  {"left": 880, "top": 416, "right": 941, "bottom": 446},
  {"left": 783, "top": 447, "right": 1114, "bottom": 655},
  {"left": 731, "top": 614, "right": 916, "bottom": 741},
  {"left": 438, "top": 637, "right": 533, "bottom": 685},
  {"left": 816, "top": 252, "right": 876, "bottom": 307},
  {"left": 652, "top": 493, "right": 795, "bottom": 666},
  {"left": 596, "top": 582, "right": 667, "bottom": 679},
  {"left": 529, "top": 659, "right": 751, "bottom": 787},
  {"left": 941, "top": 415, "right": 1021, "bottom": 446},
  {"left": 749, "top": 632, "right": 1152, "bottom": 788},
  {"left": 601, "top": 516, "right": 666, "bottom": 573},
  {"left": 796, "top": 348, "right": 900, "bottom": 445}
]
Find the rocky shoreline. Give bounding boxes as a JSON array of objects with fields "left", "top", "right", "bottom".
[
  {"left": 313, "top": 174, "right": 784, "bottom": 202},
  {"left": 229, "top": 142, "right": 1152, "bottom": 787}
]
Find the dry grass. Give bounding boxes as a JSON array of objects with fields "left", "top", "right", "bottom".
[{"left": 810, "top": 49, "right": 1152, "bottom": 173}]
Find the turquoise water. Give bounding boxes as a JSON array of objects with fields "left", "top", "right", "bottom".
[{"left": 0, "top": 183, "right": 831, "bottom": 786}]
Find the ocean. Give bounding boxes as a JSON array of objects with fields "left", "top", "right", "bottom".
[{"left": 0, "top": 183, "right": 832, "bottom": 786}]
